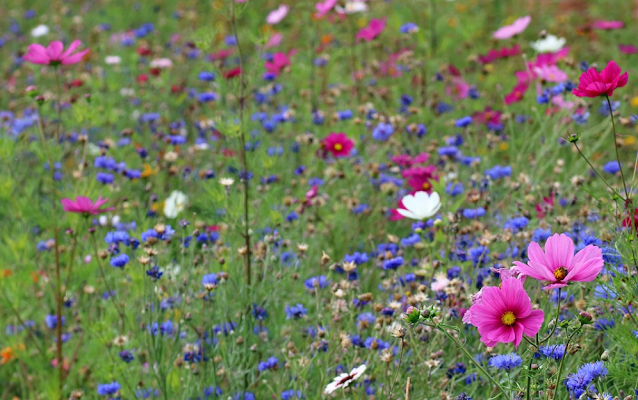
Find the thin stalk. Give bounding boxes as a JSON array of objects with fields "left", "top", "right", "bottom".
[
  {"left": 539, "top": 288, "right": 561, "bottom": 345},
  {"left": 230, "top": 0, "right": 252, "bottom": 286},
  {"left": 388, "top": 338, "right": 405, "bottom": 400},
  {"left": 435, "top": 325, "right": 510, "bottom": 399},
  {"left": 572, "top": 141, "right": 623, "bottom": 200},
  {"left": 606, "top": 95, "right": 629, "bottom": 200},
  {"left": 551, "top": 328, "right": 581, "bottom": 400}
]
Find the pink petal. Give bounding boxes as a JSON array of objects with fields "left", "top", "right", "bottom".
[
  {"left": 23, "top": 43, "right": 50, "bottom": 64},
  {"left": 520, "top": 309, "right": 545, "bottom": 336},
  {"left": 544, "top": 233, "right": 574, "bottom": 270},
  {"left": 60, "top": 40, "right": 81, "bottom": 59},
  {"left": 46, "top": 41, "right": 64, "bottom": 60},
  {"left": 61, "top": 49, "right": 89, "bottom": 65}
]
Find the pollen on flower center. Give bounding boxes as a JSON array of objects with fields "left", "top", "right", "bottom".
[
  {"left": 334, "top": 143, "right": 343, "bottom": 151},
  {"left": 501, "top": 311, "right": 516, "bottom": 326},
  {"left": 553, "top": 267, "right": 568, "bottom": 281},
  {"left": 422, "top": 182, "right": 431, "bottom": 190}
]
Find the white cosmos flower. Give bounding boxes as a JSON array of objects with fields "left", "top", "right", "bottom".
[
  {"left": 335, "top": 2, "right": 368, "bottom": 14},
  {"left": 164, "top": 190, "right": 188, "bottom": 218},
  {"left": 530, "top": 34, "right": 566, "bottom": 53},
  {"left": 105, "top": 55, "right": 121, "bottom": 65},
  {"left": 397, "top": 191, "right": 442, "bottom": 220},
  {"left": 324, "top": 364, "right": 366, "bottom": 394},
  {"left": 31, "top": 25, "right": 50, "bottom": 37}
]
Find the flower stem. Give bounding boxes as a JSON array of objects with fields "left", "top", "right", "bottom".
[
  {"left": 606, "top": 95, "right": 629, "bottom": 200},
  {"left": 571, "top": 141, "right": 624, "bottom": 200},
  {"left": 435, "top": 325, "right": 510, "bottom": 399},
  {"left": 388, "top": 338, "right": 405, "bottom": 400},
  {"left": 539, "top": 288, "right": 561, "bottom": 345},
  {"left": 551, "top": 327, "right": 581, "bottom": 400}
]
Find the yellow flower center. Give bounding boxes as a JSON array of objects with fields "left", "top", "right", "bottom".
[
  {"left": 501, "top": 311, "right": 516, "bottom": 326},
  {"left": 553, "top": 267, "right": 568, "bottom": 281},
  {"left": 334, "top": 143, "right": 343, "bottom": 151},
  {"left": 422, "top": 182, "right": 431, "bottom": 190}
]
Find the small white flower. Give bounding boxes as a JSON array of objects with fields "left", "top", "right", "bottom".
[
  {"left": 164, "top": 190, "right": 188, "bottom": 218},
  {"left": 105, "top": 55, "right": 121, "bottom": 65},
  {"left": 336, "top": 2, "right": 368, "bottom": 14},
  {"left": 397, "top": 191, "right": 442, "bottom": 220},
  {"left": 31, "top": 25, "right": 50, "bottom": 37},
  {"left": 219, "top": 177, "right": 235, "bottom": 187},
  {"left": 150, "top": 58, "right": 173, "bottom": 69},
  {"left": 530, "top": 34, "right": 566, "bottom": 53},
  {"left": 324, "top": 364, "right": 366, "bottom": 394}
]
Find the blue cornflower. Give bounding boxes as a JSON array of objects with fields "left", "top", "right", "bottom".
[
  {"left": 535, "top": 344, "right": 565, "bottom": 360},
  {"left": 285, "top": 304, "right": 307, "bottom": 319},
  {"left": 232, "top": 392, "right": 255, "bottom": 400},
  {"left": 119, "top": 350, "right": 134, "bottom": 363},
  {"left": 202, "top": 273, "right": 219, "bottom": 289},
  {"left": 455, "top": 116, "right": 473, "bottom": 128},
  {"left": 484, "top": 165, "right": 511, "bottom": 179},
  {"left": 304, "top": 275, "right": 330, "bottom": 291},
  {"left": 488, "top": 353, "right": 522, "bottom": 370},
  {"left": 281, "top": 390, "right": 305, "bottom": 400},
  {"left": 145, "top": 266, "right": 163, "bottom": 280},
  {"left": 110, "top": 253, "right": 130, "bottom": 268},
  {"left": 344, "top": 252, "right": 369, "bottom": 264},
  {"left": 198, "top": 71, "right": 216, "bottom": 81},
  {"left": 399, "top": 22, "right": 418, "bottom": 34},
  {"left": 462, "top": 208, "right": 486, "bottom": 219},
  {"left": 383, "top": 256, "right": 404, "bottom": 270},
  {"left": 96, "top": 172, "right": 115, "bottom": 184},
  {"left": 504, "top": 216, "right": 529, "bottom": 232},
  {"left": 45, "top": 315, "right": 65, "bottom": 329},
  {"left": 258, "top": 356, "right": 279, "bottom": 372},
  {"left": 603, "top": 160, "right": 621, "bottom": 174},
  {"left": 97, "top": 381, "right": 121, "bottom": 396},
  {"left": 400, "top": 233, "right": 421, "bottom": 246},
  {"left": 357, "top": 312, "right": 376, "bottom": 327},
  {"left": 564, "top": 361, "right": 608, "bottom": 398},
  {"left": 372, "top": 122, "right": 394, "bottom": 141},
  {"left": 446, "top": 182, "right": 464, "bottom": 196}
]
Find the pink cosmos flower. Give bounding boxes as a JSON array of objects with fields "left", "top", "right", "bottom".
[
  {"left": 315, "top": 0, "right": 338, "bottom": 17},
  {"left": 323, "top": 132, "right": 354, "bottom": 158},
  {"left": 493, "top": 16, "right": 531, "bottom": 40},
  {"left": 468, "top": 277, "right": 544, "bottom": 348},
  {"left": 61, "top": 196, "right": 114, "bottom": 215},
  {"left": 356, "top": 18, "right": 386, "bottom": 42},
  {"left": 591, "top": 20, "right": 624, "bottom": 30},
  {"left": 266, "top": 5, "right": 289, "bottom": 25},
  {"left": 619, "top": 44, "right": 638, "bottom": 55},
  {"left": 265, "top": 33, "right": 283, "bottom": 49},
  {"left": 513, "top": 233, "right": 604, "bottom": 290},
  {"left": 402, "top": 165, "right": 437, "bottom": 191},
  {"left": 478, "top": 44, "right": 521, "bottom": 64},
  {"left": 23, "top": 40, "right": 89, "bottom": 65},
  {"left": 504, "top": 83, "right": 528, "bottom": 105},
  {"left": 265, "top": 52, "right": 291, "bottom": 76},
  {"left": 573, "top": 60, "right": 628, "bottom": 98},
  {"left": 533, "top": 65, "right": 568, "bottom": 83}
]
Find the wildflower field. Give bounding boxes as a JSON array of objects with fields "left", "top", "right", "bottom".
[{"left": 3, "top": 0, "right": 638, "bottom": 399}]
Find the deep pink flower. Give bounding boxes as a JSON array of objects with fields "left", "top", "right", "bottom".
[
  {"left": 61, "top": 196, "right": 114, "bottom": 215},
  {"left": 493, "top": 16, "right": 531, "bottom": 40},
  {"left": 323, "top": 132, "right": 354, "bottom": 158},
  {"left": 402, "top": 165, "right": 437, "bottom": 192},
  {"left": 468, "top": 277, "right": 544, "bottom": 348},
  {"left": 591, "top": 20, "right": 624, "bottom": 30},
  {"left": 315, "top": 0, "right": 338, "bottom": 17},
  {"left": 573, "top": 60, "right": 628, "bottom": 98},
  {"left": 23, "top": 40, "right": 89, "bottom": 65},
  {"left": 619, "top": 44, "right": 638, "bottom": 55},
  {"left": 356, "top": 18, "right": 386, "bottom": 42},
  {"left": 478, "top": 44, "right": 521, "bottom": 64},
  {"left": 504, "top": 83, "right": 528, "bottom": 105},
  {"left": 265, "top": 52, "right": 291, "bottom": 76},
  {"left": 513, "top": 233, "right": 604, "bottom": 290}
]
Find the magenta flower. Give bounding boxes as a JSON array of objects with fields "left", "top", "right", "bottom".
[
  {"left": 323, "top": 132, "right": 354, "bottom": 158},
  {"left": 493, "top": 16, "right": 531, "bottom": 40},
  {"left": 23, "top": 40, "right": 89, "bottom": 66},
  {"left": 265, "top": 52, "right": 291, "bottom": 76},
  {"left": 356, "top": 17, "right": 386, "bottom": 42},
  {"left": 468, "top": 277, "right": 544, "bottom": 348},
  {"left": 513, "top": 233, "right": 604, "bottom": 290},
  {"left": 61, "top": 196, "right": 114, "bottom": 215},
  {"left": 591, "top": 20, "right": 624, "bottom": 30},
  {"left": 619, "top": 44, "right": 638, "bottom": 55},
  {"left": 572, "top": 60, "right": 628, "bottom": 98}
]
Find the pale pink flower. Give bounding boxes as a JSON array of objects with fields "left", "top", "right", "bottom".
[
  {"left": 591, "top": 20, "right": 624, "bottom": 30},
  {"left": 468, "top": 277, "right": 544, "bottom": 348},
  {"left": 23, "top": 40, "right": 89, "bottom": 65},
  {"left": 266, "top": 5, "right": 289, "bottom": 25},
  {"left": 493, "top": 16, "right": 531, "bottom": 40},
  {"left": 533, "top": 64, "right": 568, "bottom": 82},
  {"left": 513, "top": 233, "right": 604, "bottom": 290},
  {"left": 265, "top": 32, "right": 283, "bottom": 49},
  {"left": 316, "top": 0, "right": 338, "bottom": 17},
  {"left": 356, "top": 17, "right": 386, "bottom": 42}
]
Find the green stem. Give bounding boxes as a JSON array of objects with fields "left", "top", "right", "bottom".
[
  {"left": 539, "top": 288, "right": 561, "bottom": 345},
  {"left": 571, "top": 141, "right": 624, "bottom": 200},
  {"left": 551, "top": 328, "right": 581, "bottom": 400},
  {"left": 436, "top": 325, "right": 510, "bottom": 399},
  {"left": 606, "top": 95, "right": 629, "bottom": 200}
]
